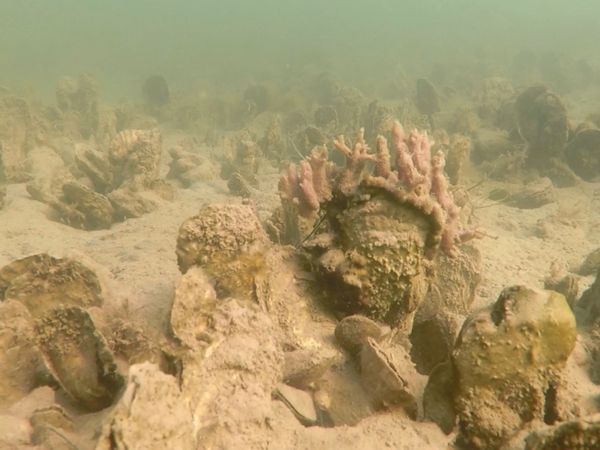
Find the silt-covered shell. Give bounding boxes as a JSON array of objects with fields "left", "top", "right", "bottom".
[{"left": 35, "top": 306, "right": 124, "bottom": 411}]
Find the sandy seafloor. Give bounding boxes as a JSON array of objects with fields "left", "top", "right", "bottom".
[
  {"left": 2, "top": 88, "right": 600, "bottom": 449},
  {"left": 2, "top": 128, "right": 599, "bottom": 332}
]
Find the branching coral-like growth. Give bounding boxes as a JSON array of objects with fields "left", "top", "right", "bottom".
[
  {"left": 279, "top": 120, "right": 483, "bottom": 256},
  {"left": 332, "top": 128, "right": 377, "bottom": 195},
  {"left": 278, "top": 145, "right": 334, "bottom": 219}
]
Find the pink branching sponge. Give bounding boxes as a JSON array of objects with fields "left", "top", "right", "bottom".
[{"left": 279, "top": 120, "right": 483, "bottom": 256}]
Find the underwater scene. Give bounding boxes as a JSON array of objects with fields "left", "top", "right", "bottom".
[{"left": 2, "top": 1, "right": 600, "bottom": 448}]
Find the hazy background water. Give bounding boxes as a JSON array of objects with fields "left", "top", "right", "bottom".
[{"left": 1, "top": 0, "right": 598, "bottom": 101}]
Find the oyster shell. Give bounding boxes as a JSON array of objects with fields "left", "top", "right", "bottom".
[
  {"left": 0, "top": 301, "right": 40, "bottom": 408},
  {"left": 274, "top": 383, "right": 317, "bottom": 426},
  {"left": 35, "top": 306, "right": 124, "bottom": 411},
  {"left": 0, "top": 254, "right": 104, "bottom": 318},
  {"left": 359, "top": 338, "right": 417, "bottom": 418}
]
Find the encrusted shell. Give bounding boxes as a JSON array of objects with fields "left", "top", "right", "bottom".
[
  {"left": 0, "top": 254, "right": 104, "bottom": 318},
  {"left": 35, "top": 306, "right": 124, "bottom": 411},
  {"left": 109, "top": 129, "right": 142, "bottom": 162}
]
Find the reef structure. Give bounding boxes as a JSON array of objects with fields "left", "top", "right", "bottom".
[{"left": 279, "top": 121, "right": 482, "bottom": 332}]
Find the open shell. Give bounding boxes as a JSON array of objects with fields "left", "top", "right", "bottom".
[
  {"left": 359, "top": 338, "right": 417, "bottom": 418},
  {"left": 35, "top": 306, "right": 124, "bottom": 411}
]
